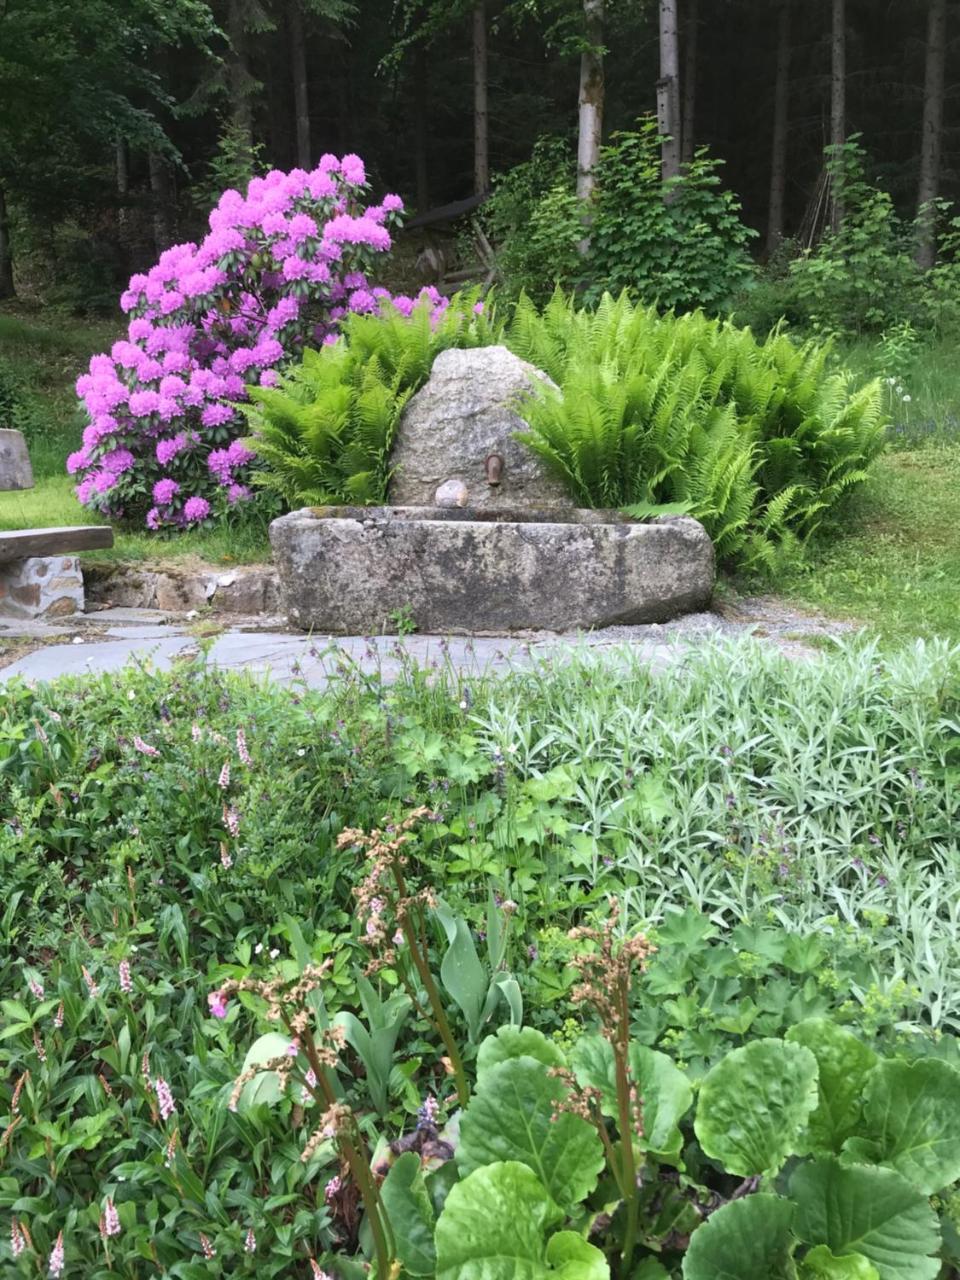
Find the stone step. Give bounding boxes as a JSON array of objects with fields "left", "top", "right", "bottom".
[{"left": 0, "top": 526, "right": 114, "bottom": 562}]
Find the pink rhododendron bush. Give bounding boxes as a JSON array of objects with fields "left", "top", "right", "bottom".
[{"left": 70, "top": 155, "right": 438, "bottom": 531}]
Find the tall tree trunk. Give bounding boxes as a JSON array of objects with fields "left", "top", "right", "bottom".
[
  {"left": 0, "top": 185, "right": 15, "bottom": 299},
  {"left": 576, "top": 0, "right": 604, "bottom": 205},
  {"left": 473, "top": 1, "right": 489, "bottom": 195},
  {"left": 414, "top": 43, "right": 430, "bottom": 211},
  {"left": 829, "top": 0, "right": 846, "bottom": 231},
  {"left": 916, "top": 0, "right": 947, "bottom": 269},
  {"left": 116, "top": 140, "right": 129, "bottom": 196},
  {"left": 289, "top": 1, "right": 312, "bottom": 169},
  {"left": 766, "top": 0, "right": 791, "bottom": 256},
  {"left": 681, "top": 0, "right": 699, "bottom": 165},
  {"left": 227, "top": 0, "right": 254, "bottom": 151},
  {"left": 658, "top": 0, "right": 682, "bottom": 189},
  {"left": 148, "top": 153, "right": 175, "bottom": 256}
]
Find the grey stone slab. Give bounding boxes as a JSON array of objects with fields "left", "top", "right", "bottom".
[
  {"left": 270, "top": 507, "right": 715, "bottom": 634},
  {"left": 0, "top": 636, "right": 192, "bottom": 681}
]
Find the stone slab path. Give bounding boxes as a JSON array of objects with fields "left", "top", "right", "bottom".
[{"left": 0, "top": 597, "right": 859, "bottom": 687}]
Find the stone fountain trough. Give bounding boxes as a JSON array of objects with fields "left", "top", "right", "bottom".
[{"left": 269, "top": 346, "right": 716, "bottom": 635}]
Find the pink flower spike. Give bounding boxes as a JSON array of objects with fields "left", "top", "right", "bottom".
[
  {"left": 199, "top": 1233, "right": 216, "bottom": 1259},
  {"left": 244, "top": 1227, "right": 256, "bottom": 1253},
  {"left": 119, "top": 960, "right": 133, "bottom": 994},
  {"left": 28, "top": 976, "right": 44, "bottom": 999},
  {"left": 207, "top": 989, "right": 229, "bottom": 1019},
  {"left": 310, "top": 1261, "right": 332, "bottom": 1279},
  {"left": 48, "top": 1231, "right": 65, "bottom": 1277},
  {"left": 82, "top": 966, "right": 100, "bottom": 998},
  {"left": 218, "top": 761, "right": 231, "bottom": 790},
  {"left": 236, "top": 728, "right": 252, "bottom": 766},
  {"left": 53, "top": 1001, "right": 64, "bottom": 1028},
  {"left": 10, "top": 1219, "right": 26, "bottom": 1257},
  {"left": 100, "top": 1197, "right": 121, "bottom": 1239},
  {"left": 133, "top": 736, "right": 160, "bottom": 758},
  {"left": 155, "top": 1076, "right": 176, "bottom": 1121}
]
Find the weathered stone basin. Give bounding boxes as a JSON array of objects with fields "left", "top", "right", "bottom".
[{"left": 269, "top": 505, "right": 715, "bottom": 634}]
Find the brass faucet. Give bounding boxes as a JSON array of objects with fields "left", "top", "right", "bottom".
[{"left": 485, "top": 453, "right": 503, "bottom": 486}]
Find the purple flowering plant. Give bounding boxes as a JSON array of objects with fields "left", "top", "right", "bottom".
[{"left": 70, "top": 155, "right": 414, "bottom": 531}]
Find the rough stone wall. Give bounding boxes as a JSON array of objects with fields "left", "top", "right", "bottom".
[{"left": 0, "top": 556, "right": 84, "bottom": 618}]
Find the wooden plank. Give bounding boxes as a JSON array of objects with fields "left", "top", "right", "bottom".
[{"left": 0, "top": 526, "right": 114, "bottom": 562}]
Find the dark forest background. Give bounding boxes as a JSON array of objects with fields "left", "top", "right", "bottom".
[{"left": 0, "top": 0, "right": 956, "bottom": 309}]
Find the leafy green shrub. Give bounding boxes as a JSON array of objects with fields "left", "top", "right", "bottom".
[
  {"left": 481, "top": 135, "right": 583, "bottom": 303},
  {"left": 738, "top": 140, "right": 960, "bottom": 341},
  {"left": 509, "top": 291, "right": 887, "bottom": 565},
  {"left": 483, "top": 122, "right": 756, "bottom": 311},
  {"left": 246, "top": 293, "right": 503, "bottom": 505},
  {"left": 587, "top": 119, "right": 757, "bottom": 313}
]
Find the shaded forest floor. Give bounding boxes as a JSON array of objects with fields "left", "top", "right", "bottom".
[{"left": 1, "top": 304, "right": 959, "bottom": 641}]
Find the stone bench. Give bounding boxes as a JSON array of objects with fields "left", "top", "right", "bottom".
[{"left": 0, "top": 526, "right": 114, "bottom": 619}]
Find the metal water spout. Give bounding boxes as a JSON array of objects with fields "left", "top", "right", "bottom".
[{"left": 485, "top": 453, "right": 504, "bottom": 486}]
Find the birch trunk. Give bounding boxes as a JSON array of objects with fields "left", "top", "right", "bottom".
[
  {"left": 473, "top": 1, "right": 489, "bottom": 194},
  {"left": 658, "top": 0, "right": 682, "bottom": 190},
  {"left": 576, "top": 0, "right": 605, "bottom": 204},
  {"left": 916, "top": 0, "right": 947, "bottom": 269},
  {"left": 766, "top": 0, "right": 791, "bottom": 256},
  {"left": 228, "top": 0, "right": 254, "bottom": 152}
]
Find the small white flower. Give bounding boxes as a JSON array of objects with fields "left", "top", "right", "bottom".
[
  {"left": 902, "top": 394, "right": 912, "bottom": 403},
  {"left": 269, "top": 948, "right": 280, "bottom": 959},
  {"left": 296, "top": 748, "right": 306, "bottom": 757},
  {"left": 127, "top": 689, "right": 136, "bottom": 700},
  {"left": 254, "top": 942, "right": 264, "bottom": 955}
]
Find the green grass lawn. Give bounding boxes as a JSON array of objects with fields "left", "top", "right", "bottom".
[{"left": 2, "top": 304, "right": 959, "bottom": 621}]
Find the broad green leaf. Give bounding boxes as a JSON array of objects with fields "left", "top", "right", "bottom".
[
  {"left": 694, "top": 1038, "right": 819, "bottom": 1176},
  {"left": 569, "top": 1034, "right": 693, "bottom": 1162},
  {"left": 238, "top": 1032, "right": 292, "bottom": 1107},
  {"left": 860, "top": 1057, "right": 960, "bottom": 1193},
  {"left": 379, "top": 1152, "right": 436, "bottom": 1276},
  {"left": 786, "top": 1019, "right": 877, "bottom": 1153},
  {"left": 434, "top": 1160, "right": 562, "bottom": 1280},
  {"left": 799, "top": 1245, "right": 879, "bottom": 1279},
  {"left": 477, "top": 1026, "right": 566, "bottom": 1083},
  {"left": 682, "top": 1194, "right": 796, "bottom": 1280},
  {"left": 633, "top": 1261, "right": 671, "bottom": 1279},
  {"left": 544, "top": 1231, "right": 610, "bottom": 1280},
  {"left": 790, "top": 1156, "right": 941, "bottom": 1280},
  {"left": 435, "top": 902, "right": 489, "bottom": 1042},
  {"left": 458, "top": 1056, "right": 604, "bottom": 1208}
]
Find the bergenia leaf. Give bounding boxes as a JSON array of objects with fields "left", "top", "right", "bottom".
[
  {"left": 694, "top": 1038, "right": 819, "bottom": 1176},
  {"left": 785, "top": 1019, "right": 878, "bottom": 1153},
  {"left": 681, "top": 1194, "right": 796, "bottom": 1279},
  {"left": 569, "top": 1033, "right": 693, "bottom": 1162},
  {"left": 458, "top": 1055, "right": 604, "bottom": 1209},
  {"left": 859, "top": 1057, "right": 960, "bottom": 1193},
  {"left": 799, "top": 1245, "right": 880, "bottom": 1279},
  {"left": 790, "top": 1155, "right": 941, "bottom": 1280},
  {"left": 434, "top": 1160, "right": 562, "bottom": 1280}
]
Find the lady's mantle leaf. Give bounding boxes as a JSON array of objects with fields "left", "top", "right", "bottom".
[{"left": 694, "top": 1038, "right": 819, "bottom": 1176}]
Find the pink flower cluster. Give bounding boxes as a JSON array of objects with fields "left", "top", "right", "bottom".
[{"left": 71, "top": 156, "right": 418, "bottom": 530}]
